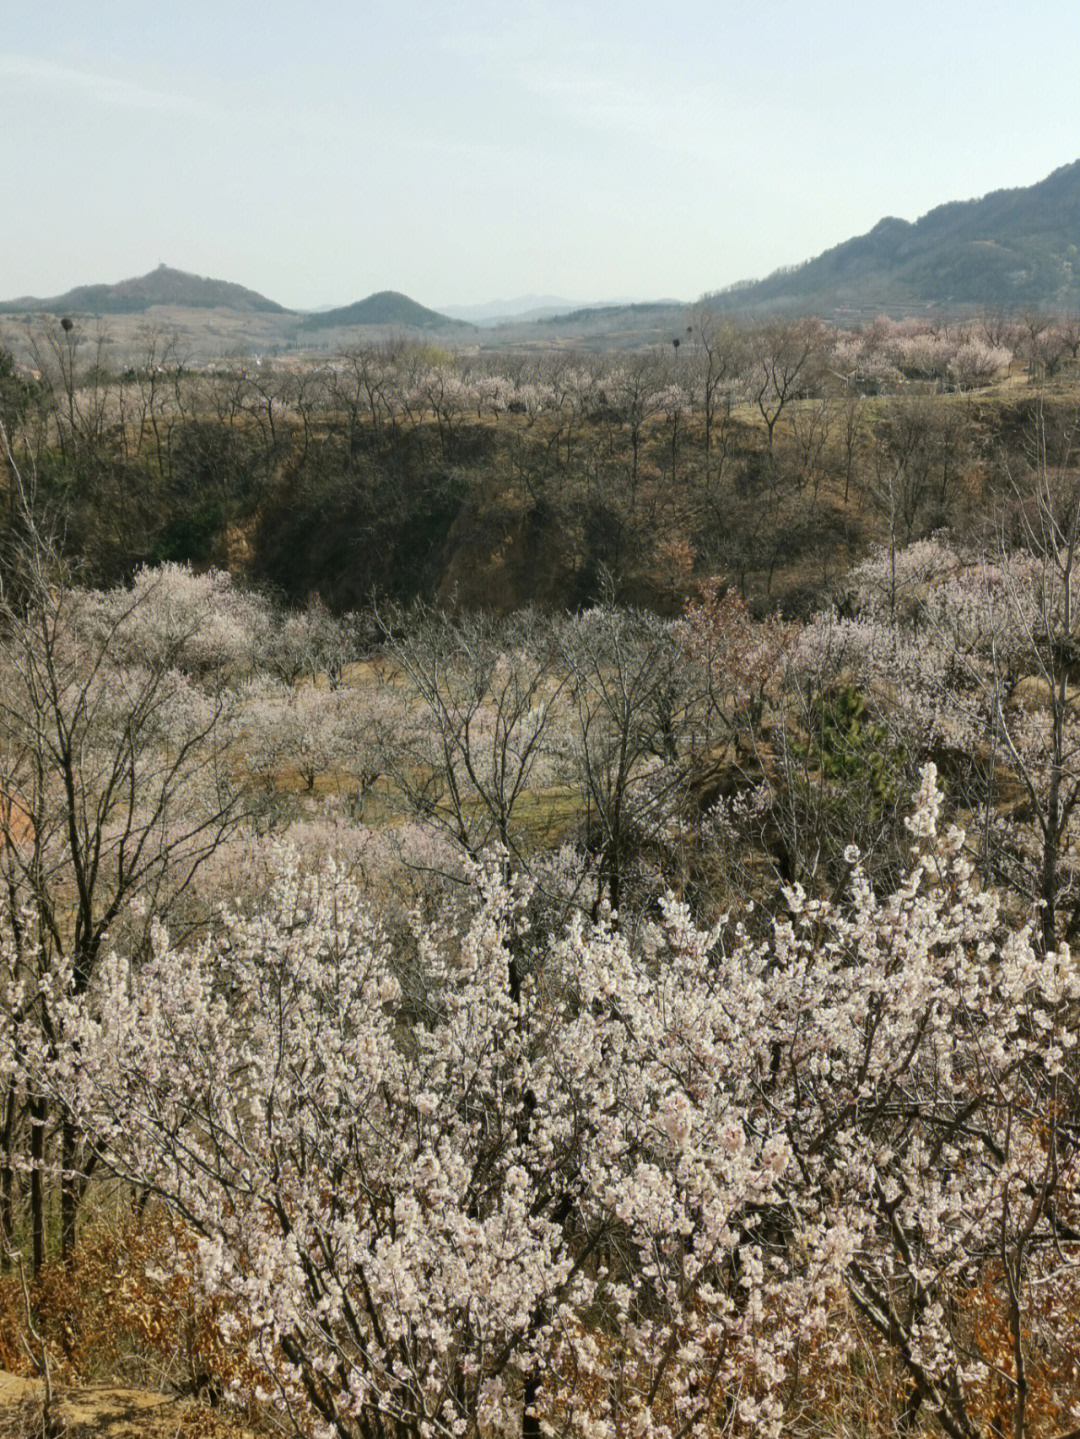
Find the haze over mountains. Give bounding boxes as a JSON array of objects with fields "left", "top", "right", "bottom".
[
  {"left": 3, "top": 161, "right": 1078, "bottom": 341},
  {"left": 440, "top": 296, "right": 582, "bottom": 324},
  {"left": 438, "top": 296, "right": 661, "bottom": 323}
]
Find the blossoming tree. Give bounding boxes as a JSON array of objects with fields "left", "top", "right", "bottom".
[{"left": 8, "top": 768, "right": 1079, "bottom": 1439}]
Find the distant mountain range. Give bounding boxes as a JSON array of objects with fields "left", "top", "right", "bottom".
[
  {"left": 439, "top": 295, "right": 659, "bottom": 323},
  {"left": 708, "top": 160, "right": 1080, "bottom": 317},
  {"left": 440, "top": 294, "right": 578, "bottom": 324},
  {"left": 3, "top": 161, "right": 1079, "bottom": 335},
  {"left": 0, "top": 269, "right": 464, "bottom": 334}
]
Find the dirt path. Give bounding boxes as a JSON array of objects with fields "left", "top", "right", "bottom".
[{"left": 0, "top": 1368, "right": 250, "bottom": 1437}]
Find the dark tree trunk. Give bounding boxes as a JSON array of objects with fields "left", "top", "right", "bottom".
[{"left": 30, "top": 1093, "right": 46, "bottom": 1273}]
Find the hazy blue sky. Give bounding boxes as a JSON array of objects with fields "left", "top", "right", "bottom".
[{"left": 3, "top": 0, "right": 1078, "bottom": 310}]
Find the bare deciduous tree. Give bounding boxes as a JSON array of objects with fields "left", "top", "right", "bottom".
[{"left": 0, "top": 435, "right": 246, "bottom": 1263}]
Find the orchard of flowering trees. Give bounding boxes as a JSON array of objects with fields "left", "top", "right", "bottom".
[{"left": 4, "top": 392, "right": 1080, "bottom": 1438}]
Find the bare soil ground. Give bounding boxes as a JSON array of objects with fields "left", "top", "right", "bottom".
[{"left": 0, "top": 1370, "right": 252, "bottom": 1439}]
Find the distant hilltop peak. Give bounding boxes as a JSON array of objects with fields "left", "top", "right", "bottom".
[
  {"left": 299, "top": 290, "right": 465, "bottom": 331},
  {"left": 868, "top": 216, "right": 912, "bottom": 235},
  {"left": 0, "top": 266, "right": 290, "bottom": 316}
]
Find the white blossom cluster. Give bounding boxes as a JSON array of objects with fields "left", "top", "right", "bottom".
[{"left": 4, "top": 769, "right": 1079, "bottom": 1439}]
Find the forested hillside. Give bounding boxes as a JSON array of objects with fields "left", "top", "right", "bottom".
[{"left": 709, "top": 159, "right": 1080, "bottom": 317}]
